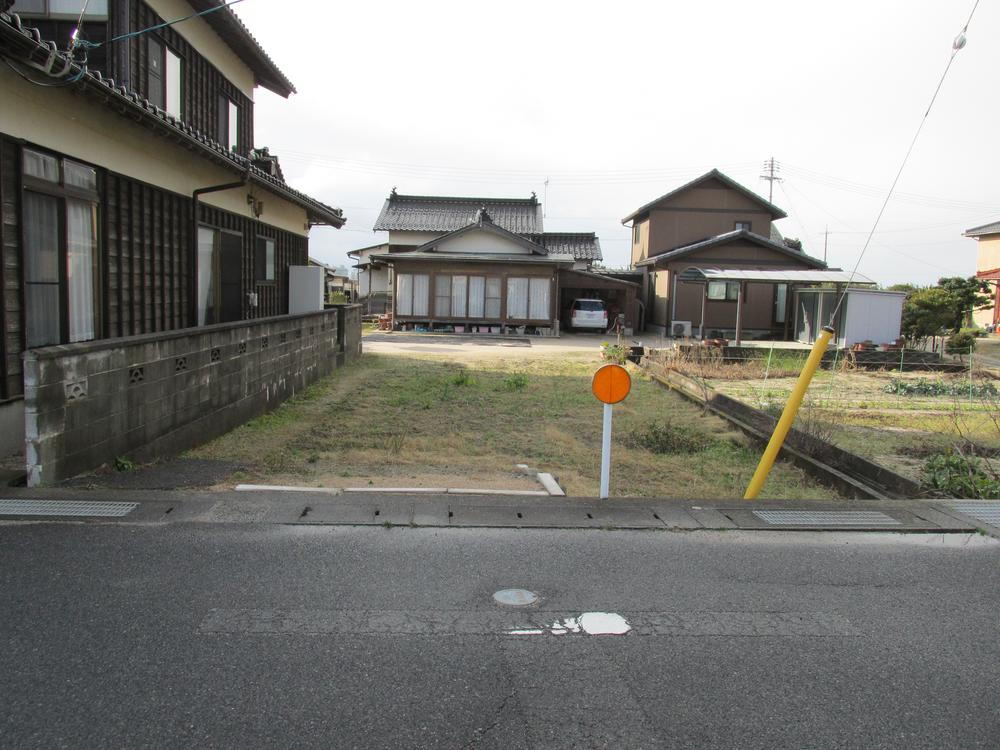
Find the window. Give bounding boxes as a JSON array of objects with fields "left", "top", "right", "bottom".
[
  {"left": 11, "top": 1, "right": 108, "bottom": 18},
  {"left": 774, "top": 283, "right": 788, "bottom": 324},
  {"left": 507, "top": 277, "right": 552, "bottom": 320},
  {"left": 148, "top": 38, "right": 182, "bottom": 118},
  {"left": 255, "top": 237, "right": 275, "bottom": 282},
  {"left": 633, "top": 224, "right": 641, "bottom": 246},
  {"left": 22, "top": 149, "right": 99, "bottom": 347},
  {"left": 485, "top": 277, "right": 501, "bottom": 318},
  {"left": 198, "top": 228, "right": 243, "bottom": 325},
  {"left": 396, "top": 273, "right": 429, "bottom": 316},
  {"left": 735, "top": 221, "right": 752, "bottom": 231},
  {"left": 451, "top": 275, "right": 467, "bottom": 317},
  {"left": 435, "top": 275, "right": 451, "bottom": 317},
  {"left": 468, "top": 276, "right": 485, "bottom": 318},
  {"left": 218, "top": 96, "right": 240, "bottom": 151},
  {"left": 707, "top": 281, "right": 740, "bottom": 301}
]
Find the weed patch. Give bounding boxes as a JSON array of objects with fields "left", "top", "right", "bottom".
[{"left": 622, "top": 420, "right": 717, "bottom": 454}]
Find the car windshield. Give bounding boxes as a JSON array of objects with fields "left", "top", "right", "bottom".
[{"left": 574, "top": 301, "right": 604, "bottom": 312}]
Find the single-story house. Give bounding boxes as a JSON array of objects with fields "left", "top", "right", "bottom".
[
  {"left": 362, "top": 190, "right": 638, "bottom": 334},
  {"left": 965, "top": 220, "right": 1000, "bottom": 328}
]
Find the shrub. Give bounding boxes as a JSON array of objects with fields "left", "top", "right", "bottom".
[
  {"left": 601, "top": 342, "right": 629, "bottom": 365},
  {"left": 448, "top": 370, "right": 475, "bottom": 387},
  {"left": 946, "top": 330, "right": 977, "bottom": 356},
  {"left": 622, "top": 420, "right": 714, "bottom": 454},
  {"left": 113, "top": 456, "right": 136, "bottom": 472},
  {"left": 499, "top": 373, "right": 528, "bottom": 391},
  {"left": 923, "top": 453, "right": 1000, "bottom": 499}
]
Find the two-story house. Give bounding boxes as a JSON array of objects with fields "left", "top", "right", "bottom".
[
  {"left": 357, "top": 190, "right": 638, "bottom": 334},
  {"left": 0, "top": 1, "right": 353, "bottom": 482},
  {"left": 965, "top": 220, "right": 1000, "bottom": 328},
  {"left": 624, "top": 169, "right": 830, "bottom": 338}
]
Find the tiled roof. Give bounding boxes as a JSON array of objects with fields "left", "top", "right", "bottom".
[
  {"left": 0, "top": 12, "right": 343, "bottom": 227},
  {"left": 622, "top": 169, "right": 788, "bottom": 224},
  {"left": 185, "top": 1, "right": 295, "bottom": 97},
  {"left": 535, "top": 233, "right": 602, "bottom": 261},
  {"left": 964, "top": 221, "right": 1000, "bottom": 238},
  {"left": 635, "top": 229, "right": 826, "bottom": 269},
  {"left": 373, "top": 193, "right": 544, "bottom": 234}
]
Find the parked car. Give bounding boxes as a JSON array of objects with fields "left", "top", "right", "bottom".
[{"left": 568, "top": 299, "right": 608, "bottom": 331}]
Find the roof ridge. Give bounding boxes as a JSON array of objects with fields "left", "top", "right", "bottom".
[{"left": 390, "top": 193, "right": 538, "bottom": 204}]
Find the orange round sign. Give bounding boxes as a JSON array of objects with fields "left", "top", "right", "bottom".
[{"left": 592, "top": 364, "right": 631, "bottom": 404}]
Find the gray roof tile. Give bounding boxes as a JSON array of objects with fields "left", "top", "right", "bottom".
[
  {"left": 373, "top": 193, "right": 543, "bottom": 234},
  {"left": 535, "top": 233, "right": 602, "bottom": 261},
  {"left": 965, "top": 221, "right": 1000, "bottom": 238}
]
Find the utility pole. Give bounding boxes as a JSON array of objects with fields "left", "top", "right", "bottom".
[
  {"left": 543, "top": 177, "right": 549, "bottom": 218},
  {"left": 760, "top": 157, "right": 782, "bottom": 204}
]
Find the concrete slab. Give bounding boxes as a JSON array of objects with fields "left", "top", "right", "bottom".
[
  {"left": 448, "top": 506, "right": 525, "bottom": 527},
  {"left": 687, "top": 507, "right": 738, "bottom": 529},
  {"left": 513, "top": 508, "right": 602, "bottom": 528},
  {"left": 298, "top": 504, "right": 377, "bottom": 525},
  {"left": 907, "top": 506, "right": 976, "bottom": 531},
  {"left": 536, "top": 473, "right": 565, "bottom": 497},
  {"left": 593, "top": 508, "right": 665, "bottom": 529},
  {"left": 411, "top": 501, "right": 450, "bottom": 526},
  {"left": 649, "top": 506, "right": 703, "bottom": 529}
]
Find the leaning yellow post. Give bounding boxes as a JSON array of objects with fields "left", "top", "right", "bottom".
[{"left": 744, "top": 326, "right": 835, "bottom": 500}]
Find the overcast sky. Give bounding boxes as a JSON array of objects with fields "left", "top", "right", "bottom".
[{"left": 234, "top": 0, "right": 996, "bottom": 286}]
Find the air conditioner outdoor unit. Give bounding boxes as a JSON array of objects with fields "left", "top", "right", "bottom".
[{"left": 672, "top": 321, "right": 692, "bottom": 338}]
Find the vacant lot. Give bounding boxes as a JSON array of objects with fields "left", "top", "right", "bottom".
[{"left": 189, "top": 345, "right": 839, "bottom": 499}]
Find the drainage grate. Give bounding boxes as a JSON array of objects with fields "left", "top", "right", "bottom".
[
  {"left": 752, "top": 510, "right": 901, "bottom": 526},
  {"left": 0, "top": 499, "right": 138, "bottom": 518},
  {"left": 948, "top": 502, "right": 1000, "bottom": 527}
]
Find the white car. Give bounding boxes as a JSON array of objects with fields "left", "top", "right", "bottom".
[{"left": 569, "top": 299, "right": 608, "bottom": 331}]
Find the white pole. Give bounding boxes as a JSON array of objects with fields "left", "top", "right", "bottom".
[{"left": 600, "top": 402, "right": 612, "bottom": 499}]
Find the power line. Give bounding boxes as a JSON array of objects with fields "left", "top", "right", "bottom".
[
  {"left": 73, "top": 0, "right": 246, "bottom": 50},
  {"left": 830, "top": 0, "right": 980, "bottom": 318}
]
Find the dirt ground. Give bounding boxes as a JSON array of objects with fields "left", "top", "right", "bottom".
[{"left": 186, "top": 334, "right": 840, "bottom": 499}]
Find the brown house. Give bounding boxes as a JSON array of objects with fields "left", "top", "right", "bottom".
[
  {"left": 368, "top": 191, "right": 638, "bottom": 334},
  {"left": 624, "top": 169, "right": 827, "bottom": 339}
]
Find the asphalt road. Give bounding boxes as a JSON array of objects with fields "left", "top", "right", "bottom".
[{"left": 1, "top": 523, "right": 997, "bottom": 749}]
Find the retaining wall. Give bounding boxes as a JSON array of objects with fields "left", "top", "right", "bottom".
[{"left": 23, "top": 305, "right": 363, "bottom": 486}]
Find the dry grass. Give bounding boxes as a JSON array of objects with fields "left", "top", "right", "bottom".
[{"left": 188, "top": 349, "right": 840, "bottom": 499}]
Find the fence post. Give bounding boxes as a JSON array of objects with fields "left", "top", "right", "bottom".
[
  {"left": 899, "top": 346, "right": 905, "bottom": 373},
  {"left": 970, "top": 347, "right": 974, "bottom": 402}
]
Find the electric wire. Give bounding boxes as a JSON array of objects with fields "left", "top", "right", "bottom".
[
  {"left": 828, "top": 0, "right": 980, "bottom": 320},
  {"left": 73, "top": 0, "right": 246, "bottom": 49}
]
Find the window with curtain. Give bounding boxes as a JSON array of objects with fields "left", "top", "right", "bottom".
[
  {"left": 197, "top": 227, "right": 219, "bottom": 325},
  {"left": 396, "top": 273, "right": 429, "bottom": 316},
  {"left": 507, "top": 278, "right": 529, "bottom": 319},
  {"left": 468, "top": 276, "right": 485, "bottom": 318},
  {"left": 451, "top": 275, "right": 467, "bottom": 317},
  {"left": 774, "top": 283, "right": 788, "bottom": 324},
  {"left": 529, "top": 278, "right": 550, "bottom": 320},
  {"left": 255, "top": 237, "right": 275, "bottom": 282},
  {"left": 22, "top": 148, "right": 100, "bottom": 347},
  {"left": 708, "top": 281, "right": 740, "bottom": 300}
]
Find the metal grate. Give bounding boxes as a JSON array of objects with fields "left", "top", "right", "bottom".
[
  {"left": 948, "top": 502, "right": 1000, "bottom": 526},
  {"left": 0, "top": 499, "right": 137, "bottom": 518},
  {"left": 752, "top": 510, "right": 901, "bottom": 526}
]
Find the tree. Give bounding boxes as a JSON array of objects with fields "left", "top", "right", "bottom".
[
  {"left": 936, "top": 276, "right": 991, "bottom": 331},
  {"left": 887, "top": 283, "right": 919, "bottom": 294},
  {"left": 899, "top": 287, "right": 955, "bottom": 347}
]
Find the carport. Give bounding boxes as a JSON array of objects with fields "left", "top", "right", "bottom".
[
  {"left": 676, "top": 267, "right": 877, "bottom": 344},
  {"left": 557, "top": 269, "right": 640, "bottom": 333}
]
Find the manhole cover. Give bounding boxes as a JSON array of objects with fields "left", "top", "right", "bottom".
[
  {"left": 493, "top": 589, "right": 538, "bottom": 606},
  {"left": 752, "top": 510, "right": 901, "bottom": 526},
  {"left": 0, "top": 499, "right": 138, "bottom": 517},
  {"left": 948, "top": 502, "right": 1000, "bottom": 526}
]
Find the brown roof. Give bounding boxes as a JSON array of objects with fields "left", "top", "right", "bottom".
[
  {"left": 635, "top": 229, "right": 825, "bottom": 268},
  {"left": 622, "top": 169, "right": 788, "bottom": 224}
]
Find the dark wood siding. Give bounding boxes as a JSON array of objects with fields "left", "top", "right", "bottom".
[
  {"left": 104, "top": 172, "right": 191, "bottom": 337},
  {"left": 199, "top": 204, "right": 307, "bottom": 319},
  {"left": 128, "top": 1, "right": 254, "bottom": 156},
  {"left": 0, "top": 137, "right": 22, "bottom": 400}
]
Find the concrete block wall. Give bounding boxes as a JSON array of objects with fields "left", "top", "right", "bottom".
[{"left": 23, "top": 305, "right": 363, "bottom": 486}]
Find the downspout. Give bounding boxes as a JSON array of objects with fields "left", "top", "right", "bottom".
[{"left": 190, "top": 170, "right": 250, "bottom": 326}]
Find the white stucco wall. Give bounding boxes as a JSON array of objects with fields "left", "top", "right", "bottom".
[
  {"left": 145, "top": 0, "right": 257, "bottom": 97},
  {"left": 387, "top": 231, "right": 442, "bottom": 247},
  {"left": 973, "top": 236, "right": 1000, "bottom": 328},
  {"left": 2, "top": 68, "right": 309, "bottom": 236},
  {"left": 432, "top": 229, "right": 531, "bottom": 254}
]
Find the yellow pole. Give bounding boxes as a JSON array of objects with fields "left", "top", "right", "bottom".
[{"left": 744, "top": 326, "right": 834, "bottom": 500}]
